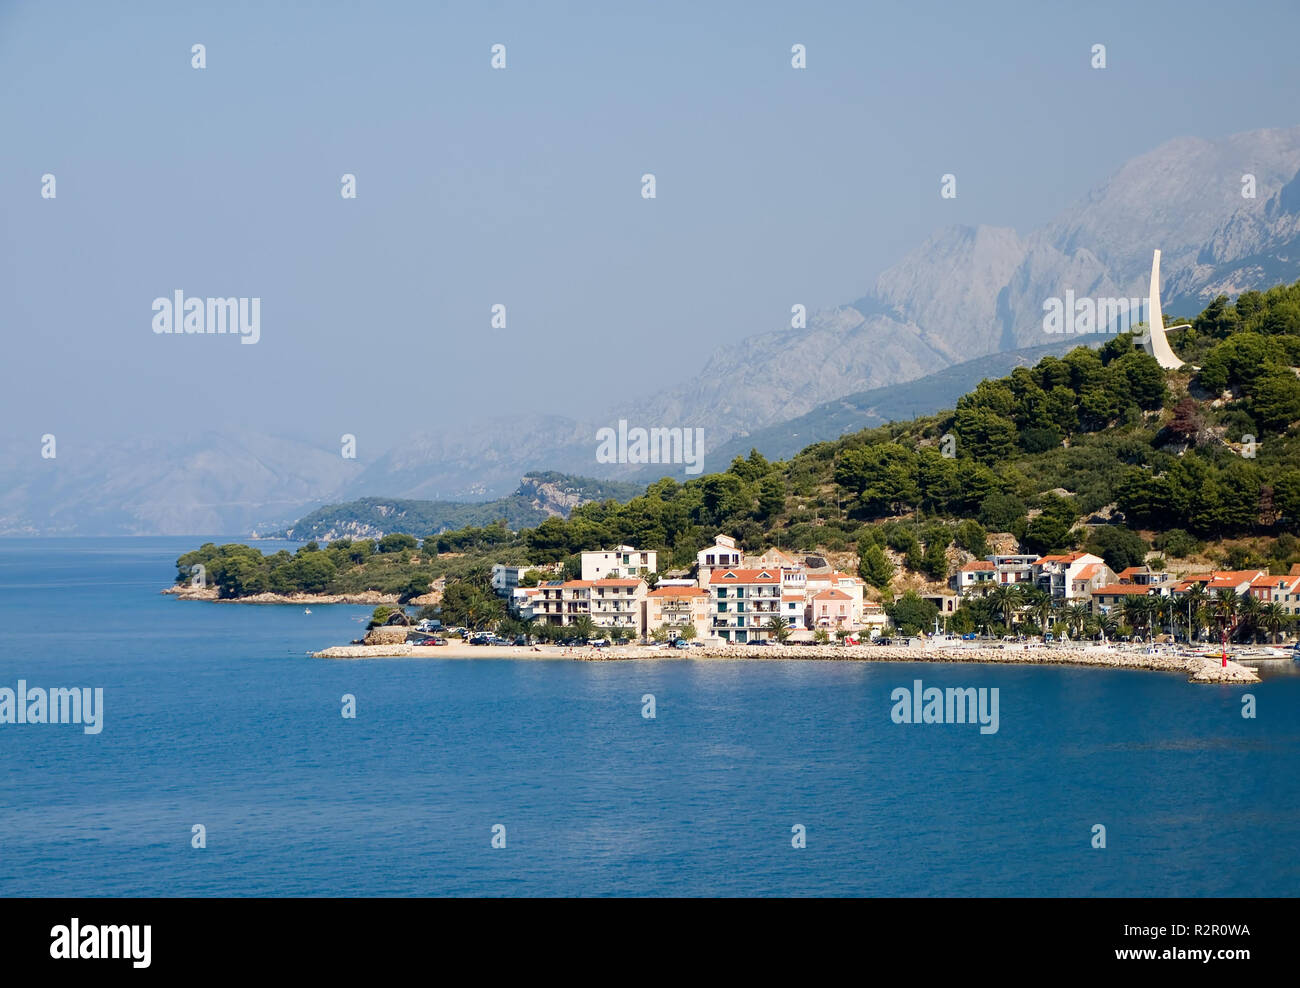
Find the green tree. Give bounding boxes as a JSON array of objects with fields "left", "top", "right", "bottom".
[
  {"left": 921, "top": 538, "right": 949, "bottom": 582},
  {"left": 570, "top": 615, "right": 597, "bottom": 641},
  {"left": 888, "top": 592, "right": 940, "bottom": 635},
  {"left": 765, "top": 615, "right": 792, "bottom": 643},
  {"left": 858, "top": 542, "right": 894, "bottom": 591},
  {"left": 1085, "top": 526, "right": 1148, "bottom": 573}
]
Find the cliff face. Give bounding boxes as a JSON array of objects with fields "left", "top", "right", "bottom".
[{"left": 516, "top": 475, "right": 594, "bottom": 516}]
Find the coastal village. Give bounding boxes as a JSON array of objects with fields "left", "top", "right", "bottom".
[{"left": 484, "top": 534, "right": 1300, "bottom": 648}]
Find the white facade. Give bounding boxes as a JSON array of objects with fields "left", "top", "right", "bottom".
[
  {"left": 697, "top": 535, "right": 743, "bottom": 586},
  {"left": 581, "top": 546, "right": 657, "bottom": 581},
  {"left": 589, "top": 578, "right": 647, "bottom": 630}
]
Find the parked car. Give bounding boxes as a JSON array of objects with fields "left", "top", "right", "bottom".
[
  {"left": 416, "top": 637, "right": 447, "bottom": 646},
  {"left": 672, "top": 639, "right": 690, "bottom": 649}
]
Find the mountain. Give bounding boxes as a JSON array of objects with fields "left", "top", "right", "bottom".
[
  {"left": 12, "top": 126, "right": 1300, "bottom": 535},
  {"left": 692, "top": 335, "right": 1110, "bottom": 469},
  {"left": 0, "top": 432, "right": 361, "bottom": 537},
  {"left": 348, "top": 126, "right": 1300, "bottom": 492},
  {"left": 1166, "top": 166, "right": 1300, "bottom": 306},
  {"left": 281, "top": 472, "right": 646, "bottom": 541}
]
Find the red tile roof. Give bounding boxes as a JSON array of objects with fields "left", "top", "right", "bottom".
[
  {"left": 647, "top": 586, "right": 707, "bottom": 597},
  {"left": 711, "top": 569, "right": 780, "bottom": 584},
  {"left": 961, "top": 560, "right": 995, "bottom": 571},
  {"left": 813, "top": 589, "right": 852, "bottom": 601}
]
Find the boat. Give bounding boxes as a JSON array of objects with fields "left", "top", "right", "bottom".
[{"left": 304, "top": 608, "right": 312, "bottom": 615}]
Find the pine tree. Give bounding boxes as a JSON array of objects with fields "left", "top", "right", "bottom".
[{"left": 859, "top": 543, "right": 894, "bottom": 590}]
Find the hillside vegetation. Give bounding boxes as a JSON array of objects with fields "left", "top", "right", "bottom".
[
  {"left": 279, "top": 472, "right": 645, "bottom": 540},
  {"left": 179, "top": 282, "right": 1300, "bottom": 613}
]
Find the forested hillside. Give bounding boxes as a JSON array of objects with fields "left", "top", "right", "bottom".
[{"left": 179, "top": 281, "right": 1300, "bottom": 606}]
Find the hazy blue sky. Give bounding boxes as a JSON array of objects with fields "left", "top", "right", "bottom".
[{"left": 3, "top": 0, "right": 1299, "bottom": 449}]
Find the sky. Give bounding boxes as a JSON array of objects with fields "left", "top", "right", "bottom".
[{"left": 3, "top": 0, "right": 1299, "bottom": 452}]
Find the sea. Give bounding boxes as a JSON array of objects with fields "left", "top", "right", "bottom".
[{"left": 0, "top": 537, "right": 1296, "bottom": 897}]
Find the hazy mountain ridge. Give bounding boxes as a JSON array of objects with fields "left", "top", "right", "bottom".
[{"left": 11, "top": 126, "right": 1300, "bottom": 535}]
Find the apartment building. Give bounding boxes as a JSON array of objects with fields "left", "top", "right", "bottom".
[
  {"left": 644, "top": 585, "right": 711, "bottom": 639},
  {"left": 535, "top": 580, "right": 592, "bottom": 626},
  {"left": 1032, "top": 552, "right": 1109, "bottom": 600},
  {"left": 589, "top": 578, "right": 648, "bottom": 631},
  {"left": 708, "top": 568, "right": 782, "bottom": 642}
]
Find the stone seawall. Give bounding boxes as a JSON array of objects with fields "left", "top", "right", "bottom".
[
  {"left": 571, "top": 643, "right": 1261, "bottom": 683},
  {"left": 311, "top": 641, "right": 1260, "bottom": 682}
]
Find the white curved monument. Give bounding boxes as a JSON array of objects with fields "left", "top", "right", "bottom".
[{"left": 1142, "top": 249, "right": 1188, "bottom": 370}]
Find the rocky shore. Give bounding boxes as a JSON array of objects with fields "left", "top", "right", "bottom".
[{"left": 310, "top": 640, "right": 1261, "bottom": 683}]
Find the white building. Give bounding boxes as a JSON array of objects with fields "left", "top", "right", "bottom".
[
  {"left": 697, "top": 535, "right": 744, "bottom": 587},
  {"left": 581, "top": 546, "right": 657, "bottom": 581},
  {"left": 708, "top": 568, "right": 782, "bottom": 642},
  {"left": 1032, "top": 552, "right": 1108, "bottom": 600},
  {"left": 589, "top": 578, "right": 648, "bottom": 631}
]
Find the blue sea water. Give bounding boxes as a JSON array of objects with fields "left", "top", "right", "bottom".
[{"left": 0, "top": 537, "right": 1296, "bottom": 897}]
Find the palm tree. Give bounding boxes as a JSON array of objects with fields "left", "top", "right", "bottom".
[
  {"left": 571, "top": 615, "right": 597, "bottom": 641},
  {"left": 1237, "top": 593, "right": 1262, "bottom": 643},
  {"left": 1027, "top": 590, "right": 1054, "bottom": 635},
  {"left": 1152, "top": 596, "right": 1175, "bottom": 638},
  {"left": 1184, "top": 584, "right": 1208, "bottom": 642},
  {"left": 1213, "top": 589, "right": 1239, "bottom": 639},
  {"left": 1064, "top": 603, "right": 1091, "bottom": 639},
  {"left": 765, "top": 615, "right": 792, "bottom": 644},
  {"left": 1097, "top": 613, "right": 1119, "bottom": 642},
  {"left": 1260, "top": 602, "right": 1287, "bottom": 644},
  {"left": 1121, "top": 594, "right": 1151, "bottom": 637},
  {"left": 987, "top": 583, "right": 1026, "bottom": 632}
]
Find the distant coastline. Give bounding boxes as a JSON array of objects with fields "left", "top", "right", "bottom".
[{"left": 161, "top": 585, "right": 402, "bottom": 606}]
